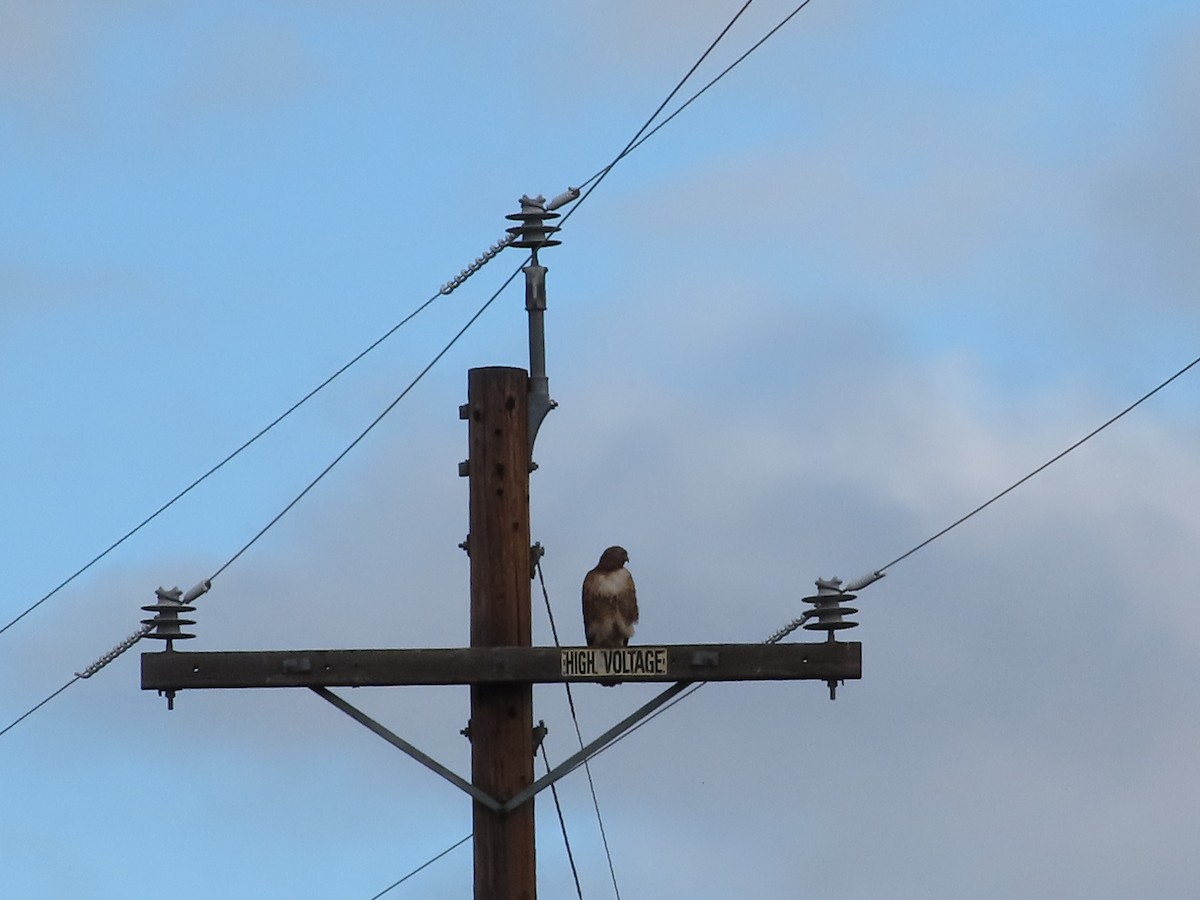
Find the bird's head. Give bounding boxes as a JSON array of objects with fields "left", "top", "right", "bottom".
[{"left": 597, "top": 546, "right": 630, "bottom": 570}]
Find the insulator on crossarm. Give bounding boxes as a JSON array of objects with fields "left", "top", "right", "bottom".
[
  {"left": 141, "top": 586, "right": 197, "bottom": 710},
  {"left": 141, "top": 587, "right": 197, "bottom": 651},
  {"left": 802, "top": 577, "right": 859, "bottom": 700},
  {"left": 802, "top": 578, "right": 859, "bottom": 637}
]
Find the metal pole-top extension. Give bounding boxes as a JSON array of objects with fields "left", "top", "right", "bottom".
[{"left": 506, "top": 195, "right": 559, "bottom": 452}]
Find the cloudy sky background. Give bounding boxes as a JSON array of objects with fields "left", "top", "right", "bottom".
[{"left": 3, "top": 1, "right": 1199, "bottom": 897}]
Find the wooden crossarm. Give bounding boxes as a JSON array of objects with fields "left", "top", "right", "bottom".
[{"left": 141, "top": 641, "right": 861, "bottom": 691}]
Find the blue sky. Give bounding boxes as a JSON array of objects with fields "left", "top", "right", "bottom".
[{"left": 3, "top": 2, "right": 1200, "bottom": 897}]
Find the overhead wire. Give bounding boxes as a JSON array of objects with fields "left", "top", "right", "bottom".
[
  {"left": 576, "top": 0, "right": 817, "bottom": 192},
  {"left": 576, "top": 608, "right": 810, "bottom": 768},
  {"left": 2, "top": 0, "right": 777, "bottom": 748},
  {"left": 872, "top": 352, "right": 1200, "bottom": 576},
  {"left": 207, "top": 263, "right": 522, "bottom": 583},
  {"left": 554, "top": 352, "right": 1200, "bottom": 767},
  {"left": 0, "top": 291, "right": 444, "bottom": 639},
  {"left": 0, "top": 675, "right": 80, "bottom": 740},
  {"left": 537, "top": 561, "right": 623, "bottom": 900},
  {"left": 357, "top": 740, "right": 595, "bottom": 899},
  {"left": 367, "top": 833, "right": 471, "bottom": 900},
  {"left": 566, "top": 0, "right": 755, "bottom": 216},
  {"left": 1, "top": 0, "right": 798, "bottom": 643},
  {"left": 541, "top": 742, "right": 587, "bottom": 900},
  {"left": 0, "top": 269, "right": 521, "bottom": 739}
]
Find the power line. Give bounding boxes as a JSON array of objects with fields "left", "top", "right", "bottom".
[
  {"left": 584, "top": 611, "right": 812, "bottom": 765},
  {"left": 367, "top": 833, "right": 471, "bottom": 899},
  {"left": 580, "top": 354, "right": 1200, "bottom": 762},
  {"left": 0, "top": 675, "right": 80, "bottom": 740},
  {"left": 0, "top": 274, "right": 522, "bottom": 741},
  {"left": 577, "top": 0, "right": 818, "bottom": 191},
  {"left": 537, "top": 561, "right": 622, "bottom": 899},
  {"left": 208, "top": 264, "right": 523, "bottom": 583},
  {"left": 542, "top": 743, "right": 586, "bottom": 900},
  {"left": 0, "top": 292, "right": 443, "bottom": 640},
  {"left": 567, "top": 0, "right": 756, "bottom": 218},
  {"left": 873, "top": 352, "right": 1200, "bottom": 576}
]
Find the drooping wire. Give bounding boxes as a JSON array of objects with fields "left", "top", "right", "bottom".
[
  {"left": 542, "top": 743, "right": 586, "bottom": 900},
  {"left": 536, "top": 561, "right": 623, "bottom": 900},
  {"left": 0, "top": 291, "right": 443, "bottom": 639},
  {"left": 873, "top": 352, "right": 1200, "bottom": 576},
  {"left": 367, "top": 833, "right": 471, "bottom": 899},
  {"left": 576, "top": 0, "right": 818, "bottom": 193}
]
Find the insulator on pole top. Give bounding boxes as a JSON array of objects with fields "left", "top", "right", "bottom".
[{"left": 505, "top": 195, "right": 561, "bottom": 251}]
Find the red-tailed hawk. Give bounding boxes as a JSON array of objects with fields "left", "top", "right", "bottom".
[{"left": 582, "top": 546, "right": 638, "bottom": 652}]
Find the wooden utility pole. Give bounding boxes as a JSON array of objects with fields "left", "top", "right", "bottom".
[{"left": 465, "top": 365, "right": 535, "bottom": 899}]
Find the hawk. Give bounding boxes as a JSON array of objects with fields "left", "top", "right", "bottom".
[{"left": 582, "top": 545, "right": 639, "bottom": 652}]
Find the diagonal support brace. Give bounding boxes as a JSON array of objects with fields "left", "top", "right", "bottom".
[
  {"left": 310, "top": 686, "right": 502, "bottom": 813},
  {"left": 501, "top": 680, "right": 694, "bottom": 813}
]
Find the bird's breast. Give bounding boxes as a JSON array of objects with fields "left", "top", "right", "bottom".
[{"left": 589, "top": 569, "right": 633, "bottom": 597}]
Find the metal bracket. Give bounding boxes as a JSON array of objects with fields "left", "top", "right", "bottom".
[
  {"left": 505, "top": 195, "right": 560, "bottom": 454},
  {"left": 310, "top": 686, "right": 502, "bottom": 812},
  {"left": 501, "top": 680, "right": 694, "bottom": 813},
  {"left": 529, "top": 542, "right": 545, "bottom": 580},
  {"left": 310, "top": 679, "right": 695, "bottom": 815}
]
